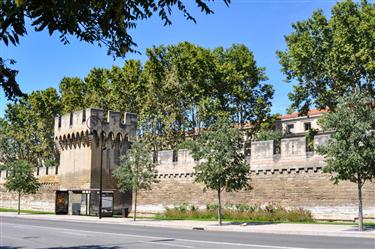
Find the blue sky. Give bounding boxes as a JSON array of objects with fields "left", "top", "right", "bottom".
[{"left": 0, "top": 0, "right": 341, "bottom": 117}]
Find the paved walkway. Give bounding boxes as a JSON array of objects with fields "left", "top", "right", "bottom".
[{"left": 1, "top": 212, "right": 374, "bottom": 238}]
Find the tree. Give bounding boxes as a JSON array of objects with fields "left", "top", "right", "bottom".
[
  {"left": 215, "top": 44, "right": 273, "bottom": 130},
  {"left": 0, "top": 118, "right": 19, "bottom": 163},
  {"left": 113, "top": 141, "right": 158, "bottom": 221},
  {"left": 188, "top": 118, "right": 251, "bottom": 225},
  {"left": 277, "top": 0, "right": 375, "bottom": 113},
  {"left": 59, "top": 77, "right": 86, "bottom": 113},
  {"left": 317, "top": 91, "right": 375, "bottom": 231},
  {"left": 0, "top": 0, "right": 230, "bottom": 102},
  {"left": 0, "top": 88, "right": 61, "bottom": 166},
  {"left": 108, "top": 60, "right": 144, "bottom": 114},
  {"left": 4, "top": 160, "right": 41, "bottom": 215},
  {"left": 139, "top": 42, "right": 273, "bottom": 150}
]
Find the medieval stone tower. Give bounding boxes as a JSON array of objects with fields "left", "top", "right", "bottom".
[{"left": 53, "top": 108, "right": 137, "bottom": 215}]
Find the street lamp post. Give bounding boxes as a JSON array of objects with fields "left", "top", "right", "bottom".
[{"left": 87, "top": 115, "right": 106, "bottom": 219}]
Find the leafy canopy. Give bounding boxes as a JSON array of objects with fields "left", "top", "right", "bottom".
[
  {"left": 277, "top": 0, "right": 375, "bottom": 113},
  {"left": 0, "top": 0, "right": 230, "bottom": 101},
  {"left": 189, "top": 118, "right": 251, "bottom": 192},
  {"left": 113, "top": 141, "right": 158, "bottom": 192},
  {"left": 5, "top": 160, "right": 41, "bottom": 194},
  {"left": 56, "top": 42, "right": 273, "bottom": 151},
  {"left": 0, "top": 88, "right": 61, "bottom": 166},
  {"left": 318, "top": 91, "right": 375, "bottom": 185}
]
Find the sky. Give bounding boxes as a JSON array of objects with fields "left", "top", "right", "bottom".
[{"left": 0, "top": 0, "right": 343, "bottom": 117}]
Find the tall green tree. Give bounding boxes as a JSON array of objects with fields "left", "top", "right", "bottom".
[
  {"left": 140, "top": 42, "right": 273, "bottom": 150},
  {"left": 0, "top": 118, "right": 18, "bottom": 163},
  {"left": 83, "top": 68, "right": 111, "bottom": 110},
  {"left": 0, "top": 0, "right": 230, "bottom": 102},
  {"left": 215, "top": 44, "right": 273, "bottom": 130},
  {"left": 318, "top": 91, "right": 375, "bottom": 231},
  {"left": 1, "top": 88, "right": 61, "bottom": 166},
  {"left": 108, "top": 60, "right": 144, "bottom": 114},
  {"left": 5, "top": 160, "right": 41, "bottom": 215},
  {"left": 113, "top": 141, "right": 158, "bottom": 221},
  {"left": 28, "top": 88, "right": 61, "bottom": 164},
  {"left": 277, "top": 0, "right": 374, "bottom": 113},
  {"left": 188, "top": 118, "right": 251, "bottom": 226},
  {"left": 59, "top": 77, "right": 86, "bottom": 113}
]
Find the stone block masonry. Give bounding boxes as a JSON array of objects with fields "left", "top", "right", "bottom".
[{"left": 136, "top": 136, "right": 375, "bottom": 220}]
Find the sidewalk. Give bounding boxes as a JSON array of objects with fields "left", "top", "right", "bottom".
[{"left": 1, "top": 212, "right": 374, "bottom": 239}]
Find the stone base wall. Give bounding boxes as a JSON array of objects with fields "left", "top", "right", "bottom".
[
  {"left": 0, "top": 183, "right": 57, "bottom": 212},
  {"left": 137, "top": 169, "right": 375, "bottom": 221},
  {"left": 1, "top": 168, "right": 374, "bottom": 220}
]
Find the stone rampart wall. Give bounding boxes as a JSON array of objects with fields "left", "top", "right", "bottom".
[
  {"left": 1, "top": 134, "right": 374, "bottom": 220},
  {"left": 0, "top": 169, "right": 59, "bottom": 212},
  {"left": 136, "top": 135, "right": 375, "bottom": 220}
]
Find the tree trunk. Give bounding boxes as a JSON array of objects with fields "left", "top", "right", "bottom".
[
  {"left": 217, "top": 189, "right": 222, "bottom": 226},
  {"left": 133, "top": 188, "right": 137, "bottom": 222},
  {"left": 192, "top": 107, "right": 196, "bottom": 139},
  {"left": 18, "top": 191, "right": 21, "bottom": 215},
  {"left": 357, "top": 179, "right": 364, "bottom": 231}
]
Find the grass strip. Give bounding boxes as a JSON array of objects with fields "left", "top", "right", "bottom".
[{"left": 0, "top": 207, "right": 54, "bottom": 214}]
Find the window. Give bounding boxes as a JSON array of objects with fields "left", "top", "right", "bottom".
[
  {"left": 304, "top": 122, "right": 311, "bottom": 131},
  {"left": 286, "top": 124, "right": 294, "bottom": 133}
]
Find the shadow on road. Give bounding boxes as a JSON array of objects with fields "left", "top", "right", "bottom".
[
  {"left": 208, "top": 221, "right": 279, "bottom": 226},
  {"left": 42, "top": 246, "right": 120, "bottom": 249},
  {"left": 344, "top": 225, "right": 375, "bottom": 232}
]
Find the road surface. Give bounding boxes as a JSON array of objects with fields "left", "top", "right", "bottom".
[{"left": 1, "top": 216, "right": 374, "bottom": 249}]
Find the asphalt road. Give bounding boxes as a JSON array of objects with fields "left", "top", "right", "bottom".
[{"left": 1, "top": 216, "right": 374, "bottom": 249}]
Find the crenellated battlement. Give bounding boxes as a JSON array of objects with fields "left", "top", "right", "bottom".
[
  {"left": 53, "top": 108, "right": 137, "bottom": 191},
  {"left": 54, "top": 108, "right": 137, "bottom": 151},
  {"left": 154, "top": 134, "right": 331, "bottom": 176},
  {"left": 0, "top": 166, "right": 59, "bottom": 184}
]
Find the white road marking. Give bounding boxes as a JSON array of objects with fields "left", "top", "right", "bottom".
[
  {"left": 145, "top": 241, "right": 196, "bottom": 248},
  {"left": 3, "top": 222, "right": 325, "bottom": 249}
]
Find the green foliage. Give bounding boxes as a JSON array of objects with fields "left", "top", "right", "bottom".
[
  {"left": 0, "top": 88, "right": 61, "bottom": 166},
  {"left": 0, "top": 207, "right": 53, "bottom": 214},
  {"left": 318, "top": 91, "right": 375, "bottom": 184},
  {"left": 57, "top": 42, "right": 273, "bottom": 151},
  {"left": 0, "top": 118, "right": 18, "bottom": 163},
  {"left": 113, "top": 141, "right": 158, "bottom": 193},
  {"left": 188, "top": 117, "right": 251, "bottom": 225},
  {"left": 277, "top": 0, "right": 375, "bottom": 113},
  {"left": 1, "top": 0, "right": 229, "bottom": 101},
  {"left": 161, "top": 203, "right": 314, "bottom": 223},
  {"left": 59, "top": 77, "right": 86, "bottom": 113},
  {"left": 1, "top": 42, "right": 273, "bottom": 166},
  {"left": 305, "top": 128, "right": 318, "bottom": 152},
  {"left": 113, "top": 140, "right": 158, "bottom": 221},
  {"left": 317, "top": 91, "right": 375, "bottom": 231},
  {"left": 190, "top": 118, "right": 251, "bottom": 193},
  {"left": 5, "top": 160, "right": 40, "bottom": 195},
  {"left": 254, "top": 129, "right": 283, "bottom": 142}
]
